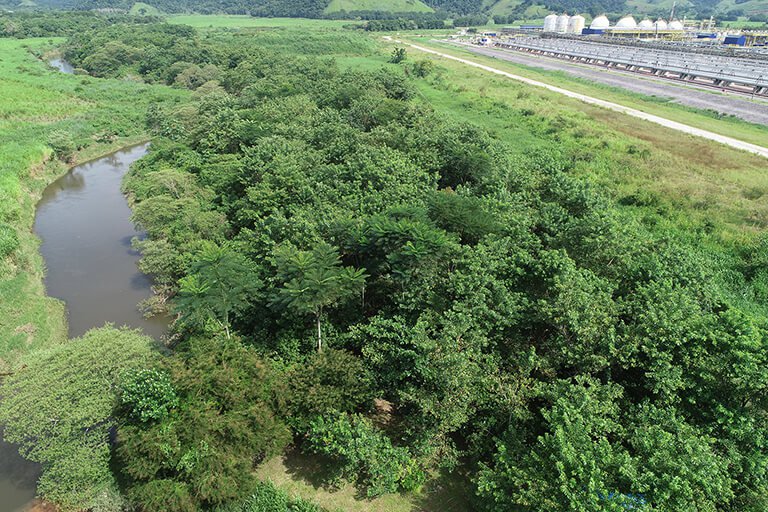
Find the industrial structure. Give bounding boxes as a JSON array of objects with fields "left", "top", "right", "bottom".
[
  {"left": 518, "top": 12, "right": 768, "bottom": 47},
  {"left": 494, "top": 36, "right": 768, "bottom": 96}
]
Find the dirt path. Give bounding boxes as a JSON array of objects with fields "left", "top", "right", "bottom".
[
  {"left": 390, "top": 38, "right": 768, "bottom": 160},
  {"left": 462, "top": 44, "right": 768, "bottom": 127}
]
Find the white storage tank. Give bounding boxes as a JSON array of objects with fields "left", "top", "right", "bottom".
[
  {"left": 653, "top": 19, "right": 668, "bottom": 30},
  {"left": 543, "top": 14, "right": 558, "bottom": 32},
  {"left": 555, "top": 14, "right": 570, "bottom": 33},
  {"left": 567, "top": 15, "right": 586, "bottom": 34},
  {"left": 590, "top": 15, "right": 610, "bottom": 30},
  {"left": 668, "top": 20, "right": 684, "bottom": 30},
  {"left": 615, "top": 16, "right": 637, "bottom": 29},
  {"left": 638, "top": 19, "right": 653, "bottom": 29}
]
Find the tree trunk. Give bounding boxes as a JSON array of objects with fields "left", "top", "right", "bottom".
[{"left": 316, "top": 311, "right": 322, "bottom": 352}]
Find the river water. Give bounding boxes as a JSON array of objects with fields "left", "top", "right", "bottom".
[{"left": 0, "top": 144, "right": 166, "bottom": 511}]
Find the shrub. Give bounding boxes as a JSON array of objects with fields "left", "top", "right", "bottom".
[
  {"left": 304, "top": 412, "right": 425, "bottom": 497},
  {"left": 120, "top": 368, "right": 179, "bottom": 423}
]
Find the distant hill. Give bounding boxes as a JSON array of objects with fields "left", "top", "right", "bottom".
[
  {"left": 3, "top": 0, "right": 764, "bottom": 20},
  {"left": 483, "top": 0, "right": 767, "bottom": 19},
  {"left": 325, "top": 0, "right": 433, "bottom": 13}
]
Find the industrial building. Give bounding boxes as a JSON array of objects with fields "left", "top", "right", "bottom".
[{"left": 494, "top": 36, "right": 768, "bottom": 96}]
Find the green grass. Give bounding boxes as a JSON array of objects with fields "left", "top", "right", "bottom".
[
  {"left": 166, "top": 15, "right": 354, "bottom": 29},
  {"left": 0, "top": 38, "right": 187, "bottom": 372},
  {"left": 325, "top": 0, "right": 432, "bottom": 13},
  {"left": 255, "top": 450, "right": 471, "bottom": 512},
  {"left": 376, "top": 37, "right": 768, "bottom": 236},
  {"left": 409, "top": 38, "right": 768, "bottom": 148}
]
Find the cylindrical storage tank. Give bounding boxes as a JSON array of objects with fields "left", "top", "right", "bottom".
[
  {"left": 668, "top": 20, "right": 684, "bottom": 30},
  {"left": 590, "top": 15, "right": 610, "bottom": 30},
  {"left": 615, "top": 16, "right": 637, "bottom": 29},
  {"left": 638, "top": 19, "right": 653, "bottom": 29},
  {"left": 653, "top": 19, "right": 668, "bottom": 30},
  {"left": 555, "top": 14, "right": 570, "bottom": 33},
  {"left": 567, "top": 15, "right": 585, "bottom": 34},
  {"left": 543, "top": 14, "right": 557, "bottom": 32}
]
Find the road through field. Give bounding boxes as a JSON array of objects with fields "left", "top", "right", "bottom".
[
  {"left": 462, "top": 44, "right": 768, "bottom": 127},
  {"left": 389, "top": 38, "right": 768, "bottom": 160}
]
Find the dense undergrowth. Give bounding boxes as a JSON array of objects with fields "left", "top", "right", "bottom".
[{"left": 1, "top": 17, "right": 768, "bottom": 512}]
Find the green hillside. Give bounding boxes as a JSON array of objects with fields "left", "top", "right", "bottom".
[
  {"left": 325, "top": 0, "right": 433, "bottom": 13},
  {"left": 128, "top": 1, "right": 162, "bottom": 14}
]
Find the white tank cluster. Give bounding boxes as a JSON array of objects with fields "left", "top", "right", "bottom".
[
  {"left": 543, "top": 13, "right": 686, "bottom": 33},
  {"left": 543, "top": 13, "right": 587, "bottom": 34}
]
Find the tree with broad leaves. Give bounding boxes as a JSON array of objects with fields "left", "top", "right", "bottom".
[{"left": 271, "top": 243, "right": 366, "bottom": 352}]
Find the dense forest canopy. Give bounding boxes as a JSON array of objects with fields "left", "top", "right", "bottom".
[{"left": 1, "top": 12, "right": 767, "bottom": 512}]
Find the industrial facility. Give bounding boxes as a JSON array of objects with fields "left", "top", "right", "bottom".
[
  {"left": 521, "top": 13, "right": 768, "bottom": 46},
  {"left": 469, "top": 12, "right": 768, "bottom": 97}
]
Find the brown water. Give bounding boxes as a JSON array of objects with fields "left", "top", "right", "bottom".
[
  {"left": 35, "top": 143, "right": 167, "bottom": 339},
  {"left": 0, "top": 144, "right": 166, "bottom": 511}
]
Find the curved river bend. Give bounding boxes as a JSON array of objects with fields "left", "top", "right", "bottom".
[{"left": 0, "top": 144, "right": 166, "bottom": 511}]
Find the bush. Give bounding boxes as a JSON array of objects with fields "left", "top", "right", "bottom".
[
  {"left": 304, "top": 412, "right": 425, "bottom": 497},
  {"left": 47, "top": 130, "right": 77, "bottom": 162},
  {"left": 216, "top": 481, "right": 326, "bottom": 512},
  {"left": 0, "top": 327, "right": 158, "bottom": 511},
  {"left": 120, "top": 368, "right": 179, "bottom": 423}
]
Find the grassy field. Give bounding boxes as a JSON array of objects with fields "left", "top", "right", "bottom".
[
  {"left": 365, "top": 37, "right": 768, "bottom": 237},
  {"left": 0, "top": 38, "right": 186, "bottom": 372},
  {"left": 325, "top": 0, "right": 432, "bottom": 13},
  {"left": 167, "top": 15, "right": 354, "bottom": 29},
  {"left": 404, "top": 38, "right": 768, "bottom": 148}
]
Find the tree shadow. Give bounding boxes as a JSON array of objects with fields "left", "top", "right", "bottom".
[
  {"left": 282, "top": 448, "right": 336, "bottom": 490},
  {"left": 412, "top": 467, "right": 476, "bottom": 512}
]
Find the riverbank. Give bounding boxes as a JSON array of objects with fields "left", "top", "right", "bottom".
[{"left": 0, "top": 38, "right": 187, "bottom": 373}]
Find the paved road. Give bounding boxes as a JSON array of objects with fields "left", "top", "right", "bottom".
[
  {"left": 390, "top": 39, "right": 768, "bottom": 159},
  {"left": 461, "top": 43, "right": 768, "bottom": 127}
]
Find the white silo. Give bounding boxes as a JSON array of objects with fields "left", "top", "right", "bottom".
[
  {"left": 668, "top": 20, "right": 684, "bottom": 30},
  {"left": 555, "top": 14, "right": 570, "bottom": 33},
  {"left": 615, "top": 16, "right": 637, "bottom": 29},
  {"left": 590, "top": 15, "right": 610, "bottom": 30},
  {"left": 653, "top": 19, "right": 668, "bottom": 30},
  {"left": 543, "top": 14, "right": 558, "bottom": 32},
  {"left": 567, "top": 15, "right": 586, "bottom": 34},
  {"left": 638, "top": 19, "right": 653, "bottom": 29}
]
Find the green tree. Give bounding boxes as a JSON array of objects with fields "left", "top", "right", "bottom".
[
  {"left": 174, "top": 242, "right": 260, "bottom": 338},
  {"left": 389, "top": 47, "right": 407, "bottom": 64},
  {"left": 120, "top": 368, "right": 179, "bottom": 423},
  {"left": 0, "top": 327, "right": 158, "bottom": 511},
  {"left": 271, "top": 243, "right": 366, "bottom": 352},
  {"left": 117, "top": 335, "right": 291, "bottom": 512}
]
